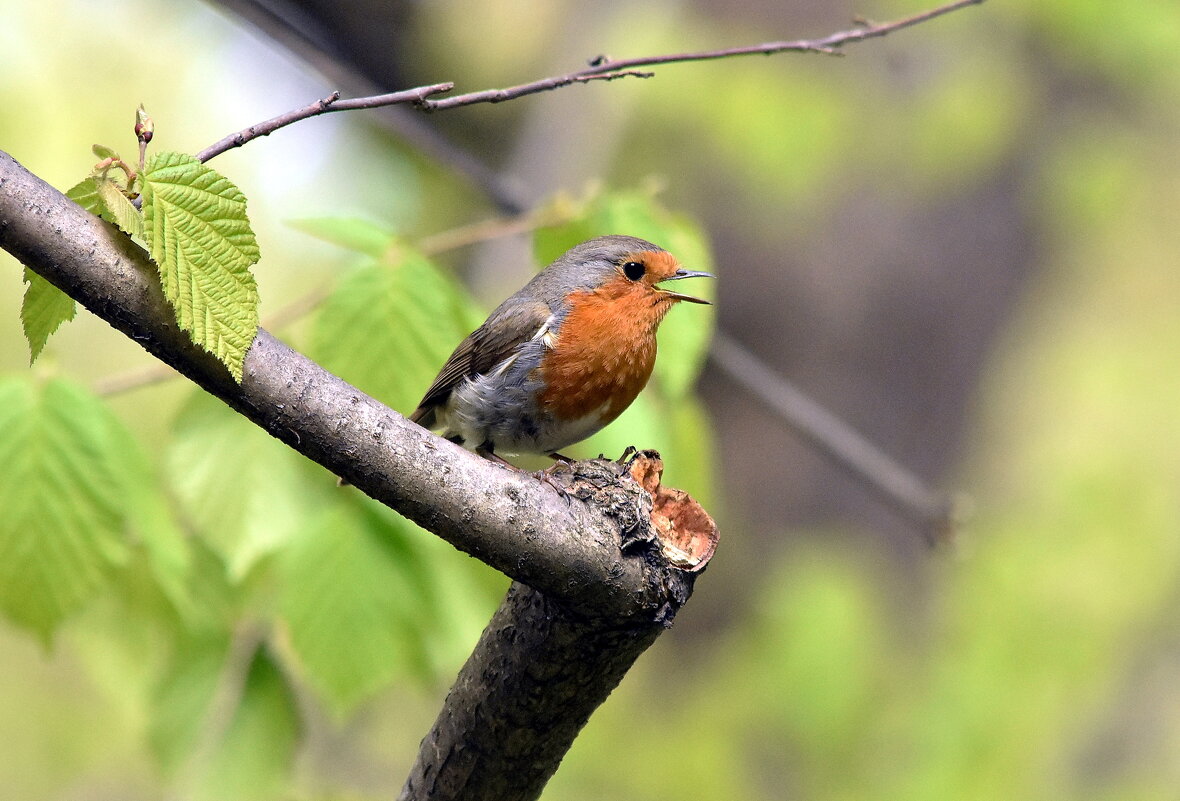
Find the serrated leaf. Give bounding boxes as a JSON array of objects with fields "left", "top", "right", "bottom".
[
  {"left": 21, "top": 268, "right": 76, "bottom": 364},
  {"left": 167, "top": 391, "right": 325, "bottom": 580},
  {"left": 59, "top": 176, "right": 102, "bottom": 358},
  {"left": 70, "top": 174, "right": 142, "bottom": 235},
  {"left": 0, "top": 377, "right": 130, "bottom": 640},
  {"left": 141, "top": 151, "right": 260, "bottom": 382},
  {"left": 95, "top": 175, "right": 144, "bottom": 240},
  {"left": 311, "top": 248, "right": 483, "bottom": 413},
  {"left": 196, "top": 650, "right": 300, "bottom": 801},
  {"left": 534, "top": 191, "right": 716, "bottom": 398},
  {"left": 279, "top": 497, "right": 502, "bottom": 711},
  {"left": 66, "top": 176, "right": 103, "bottom": 214},
  {"left": 278, "top": 504, "right": 420, "bottom": 715},
  {"left": 287, "top": 216, "right": 397, "bottom": 258}
]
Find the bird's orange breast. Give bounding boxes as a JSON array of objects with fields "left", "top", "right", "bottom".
[{"left": 537, "top": 277, "right": 672, "bottom": 424}]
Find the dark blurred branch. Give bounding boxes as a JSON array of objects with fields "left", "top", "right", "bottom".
[{"left": 709, "top": 332, "right": 959, "bottom": 544}]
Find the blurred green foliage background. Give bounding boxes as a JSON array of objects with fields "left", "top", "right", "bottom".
[{"left": 2, "top": 0, "right": 1180, "bottom": 799}]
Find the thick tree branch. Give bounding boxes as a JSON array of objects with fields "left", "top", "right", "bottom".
[
  {"left": 399, "top": 582, "right": 665, "bottom": 801},
  {"left": 0, "top": 147, "right": 706, "bottom": 800},
  {"left": 0, "top": 150, "right": 691, "bottom": 620},
  {"left": 0, "top": 7, "right": 981, "bottom": 794},
  {"left": 2, "top": 143, "right": 720, "bottom": 798}
]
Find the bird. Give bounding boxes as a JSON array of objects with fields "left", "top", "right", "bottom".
[{"left": 409, "top": 235, "right": 712, "bottom": 462}]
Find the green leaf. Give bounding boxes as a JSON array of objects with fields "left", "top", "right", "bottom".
[
  {"left": 167, "top": 391, "right": 325, "bottom": 581},
  {"left": 70, "top": 172, "right": 144, "bottom": 240},
  {"left": 107, "top": 417, "right": 194, "bottom": 621},
  {"left": 66, "top": 175, "right": 103, "bottom": 214},
  {"left": 278, "top": 503, "right": 420, "bottom": 715},
  {"left": 280, "top": 494, "right": 502, "bottom": 714},
  {"left": 141, "top": 151, "right": 260, "bottom": 382},
  {"left": 534, "top": 191, "right": 716, "bottom": 398},
  {"left": 91, "top": 143, "right": 118, "bottom": 161},
  {"left": 312, "top": 247, "right": 483, "bottom": 414},
  {"left": 95, "top": 174, "right": 145, "bottom": 241},
  {"left": 20, "top": 268, "right": 76, "bottom": 364},
  {"left": 19, "top": 176, "right": 108, "bottom": 361},
  {"left": 357, "top": 500, "right": 504, "bottom": 678},
  {"left": 287, "top": 216, "right": 397, "bottom": 258},
  {"left": 149, "top": 637, "right": 227, "bottom": 776},
  {"left": 532, "top": 218, "right": 598, "bottom": 271},
  {"left": 196, "top": 649, "right": 300, "bottom": 801},
  {"left": 0, "top": 377, "right": 130, "bottom": 640},
  {"left": 185, "top": 539, "right": 241, "bottom": 631}
]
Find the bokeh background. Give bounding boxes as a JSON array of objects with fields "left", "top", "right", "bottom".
[{"left": 3, "top": 0, "right": 1180, "bottom": 798}]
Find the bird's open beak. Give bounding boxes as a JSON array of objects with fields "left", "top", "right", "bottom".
[{"left": 657, "top": 269, "right": 714, "bottom": 304}]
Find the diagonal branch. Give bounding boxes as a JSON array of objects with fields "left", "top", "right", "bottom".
[
  {"left": 709, "top": 332, "right": 959, "bottom": 544},
  {"left": 196, "top": 0, "right": 985, "bottom": 161},
  {"left": 496, "top": 0, "right": 986, "bottom": 80},
  {"left": 0, "top": 148, "right": 700, "bottom": 801},
  {"left": 0, "top": 150, "right": 684, "bottom": 620},
  {"left": 0, "top": 6, "right": 980, "bottom": 797},
  {"left": 195, "top": 83, "right": 455, "bottom": 162},
  {"left": 1, "top": 146, "right": 714, "bottom": 800}
]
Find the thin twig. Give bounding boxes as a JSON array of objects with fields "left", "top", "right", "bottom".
[
  {"left": 93, "top": 361, "right": 179, "bottom": 396},
  {"left": 195, "top": 84, "right": 455, "bottom": 163},
  {"left": 195, "top": 0, "right": 984, "bottom": 161},
  {"left": 582, "top": 0, "right": 985, "bottom": 74},
  {"left": 421, "top": 70, "right": 654, "bottom": 112},
  {"left": 418, "top": 0, "right": 984, "bottom": 111},
  {"left": 708, "top": 332, "right": 960, "bottom": 545},
  {"left": 415, "top": 202, "right": 579, "bottom": 256},
  {"left": 205, "top": 1, "right": 531, "bottom": 213}
]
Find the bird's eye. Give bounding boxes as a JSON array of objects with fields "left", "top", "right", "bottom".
[{"left": 622, "top": 260, "right": 645, "bottom": 280}]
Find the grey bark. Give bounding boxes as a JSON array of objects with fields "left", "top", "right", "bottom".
[
  {"left": 399, "top": 582, "right": 665, "bottom": 801},
  {"left": 0, "top": 150, "right": 699, "bottom": 800}
]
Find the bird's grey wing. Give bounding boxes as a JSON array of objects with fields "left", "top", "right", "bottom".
[{"left": 409, "top": 298, "right": 553, "bottom": 427}]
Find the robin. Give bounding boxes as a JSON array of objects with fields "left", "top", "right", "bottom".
[{"left": 409, "top": 235, "right": 712, "bottom": 462}]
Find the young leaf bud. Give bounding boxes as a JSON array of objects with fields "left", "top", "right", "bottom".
[{"left": 135, "top": 104, "right": 154, "bottom": 144}]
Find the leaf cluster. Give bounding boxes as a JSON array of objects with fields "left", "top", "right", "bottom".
[{"left": 24, "top": 134, "right": 260, "bottom": 382}]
